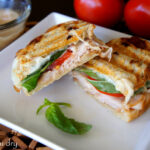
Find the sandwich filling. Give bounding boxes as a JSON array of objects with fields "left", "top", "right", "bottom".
[
  {"left": 74, "top": 66, "right": 150, "bottom": 105},
  {"left": 12, "top": 21, "right": 113, "bottom": 95},
  {"left": 72, "top": 67, "right": 150, "bottom": 111},
  {"left": 12, "top": 47, "right": 71, "bottom": 92},
  {"left": 12, "top": 39, "right": 112, "bottom": 93}
]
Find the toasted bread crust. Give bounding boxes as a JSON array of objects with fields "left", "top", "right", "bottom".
[
  {"left": 107, "top": 37, "right": 150, "bottom": 64},
  {"left": 106, "top": 37, "right": 150, "bottom": 89},
  {"left": 116, "top": 93, "right": 150, "bottom": 122},
  {"left": 16, "top": 21, "right": 95, "bottom": 59}
]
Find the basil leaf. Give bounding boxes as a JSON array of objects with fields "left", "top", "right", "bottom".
[
  {"left": 87, "top": 79, "right": 121, "bottom": 94},
  {"left": 45, "top": 104, "right": 92, "bottom": 134},
  {"left": 146, "top": 80, "right": 150, "bottom": 89},
  {"left": 44, "top": 98, "right": 71, "bottom": 107},
  {"left": 44, "top": 98, "right": 52, "bottom": 105},
  {"left": 49, "top": 50, "right": 65, "bottom": 63},
  {"left": 36, "top": 104, "right": 49, "bottom": 115},
  {"left": 37, "top": 99, "right": 92, "bottom": 135},
  {"left": 21, "top": 49, "right": 65, "bottom": 92},
  {"left": 75, "top": 67, "right": 104, "bottom": 80},
  {"left": 36, "top": 98, "right": 71, "bottom": 115},
  {"left": 134, "top": 87, "right": 145, "bottom": 95},
  {"left": 69, "top": 119, "right": 92, "bottom": 135},
  {"left": 134, "top": 80, "right": 150, "bottom": 95},
  {"left": 21, "top": 70, "right": 41, "bottom": 92}
]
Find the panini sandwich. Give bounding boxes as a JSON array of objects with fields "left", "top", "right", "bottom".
[
  {"left": 72, "top": 37, "right": 150, "bottom": 122},
  {"left": 12, "top": 21, "right": 112, "bottom": 95}
]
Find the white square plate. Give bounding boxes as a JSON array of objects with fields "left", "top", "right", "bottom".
[{"left": 0, "top": 12, "right": 150, "bottom": 150}]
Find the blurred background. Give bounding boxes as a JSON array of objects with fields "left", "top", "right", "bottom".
[
  {"left": 29, "top": 0, "right": 150, "bottom": 39},
  {"left": 0, "top": 0, "right": 149, "bottom": 50},
  {"left": 29, "top": 0, "right": 76, "bottom": 21},
  {"left": 30, "top": 0, "right": 128, "bottom": 21}
]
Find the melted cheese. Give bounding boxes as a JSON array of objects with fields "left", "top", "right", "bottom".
[
  {"left": 12, "top": 51, "right": 53, "bottom": 88},
  {"left": 85, "top": 59, "right": 136, "bottom": 103},
  {"left": 115, "top": 79, "right": 134, "bottom": 104}
]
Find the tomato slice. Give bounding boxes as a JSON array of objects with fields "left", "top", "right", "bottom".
[
  {"left": 47, "top": 49, "right": 72, "bottom": 71},
  {"left": 86, "top": 75, "right": 124, "bottom": 97},
  {"left": 86, "top": 75, "right": 97, "bottom": 81},
  {"left": 96, "top": 88, "right": 124, "bottom": 97}
]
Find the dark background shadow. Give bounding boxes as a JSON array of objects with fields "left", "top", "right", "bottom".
[
  {"left": 29, "top": 0, "right": 76, "bottom": 21},
  {"left": 29, "top": 0, "right": 137, "bottom": 36}
]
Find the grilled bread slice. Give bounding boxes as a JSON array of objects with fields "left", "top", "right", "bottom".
[
  {"left": 12, "top": 20, "right": 112, "bottom": 96},
  {"left": 72, "top": 36, "right": 150, "bottom": 122}
]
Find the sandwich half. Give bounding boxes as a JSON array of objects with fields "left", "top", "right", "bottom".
[
  {"left": 12, "top": 21, "right": 112, "bottom": 95},
  {"left": 72, "top": 37, "right": 150, "bottom": 122}
]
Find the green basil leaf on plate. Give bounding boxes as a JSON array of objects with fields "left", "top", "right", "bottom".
[{"left": 37, "top": 99, "right": 92, "bottom": 135}]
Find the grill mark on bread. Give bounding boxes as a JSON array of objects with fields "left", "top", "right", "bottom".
[
  {"left": 107, "top": 37, "right": 150, "bottom": 64},
  {"left": 46, "top": 23, "right": 63, "bottom": 33},
  {"left": 67, "top": 26, "right": 78, "bottom": 31},
  {"left": 113, "top": 51, "right": 119, "bottom": 55},
  {"left": 66, "top": 35, "right": 72, "bottom": 40},
  {"left": 16, "top": 21, "right": 93, "bottom": 58},
  {"left": 130, "top": 59, "right": 139, "bottom": 64},
  {"left": 121, "top": 37, "right": 147, "bottom": 49},
  {"left": 86, "top": 58, "right": 137, "bottom": 86},
  {"left": 106, "top": 37, "right": 150, "bottom": 89},
  {"left": 29, "top": 35, "right": 43, "bottom": 45},
  {"left": 122, "top": 41, "right": 130, "bottom": 47},
  {"left": 110, "top": 53, "right": 148, "bottom": 82},
  {"left": 33, "top": 35, "right": 78, "bottom": 57}
]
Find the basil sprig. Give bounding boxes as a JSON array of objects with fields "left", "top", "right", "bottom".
[
  {"left": 76, "top": 67, "right": 121, "bottom": 94},
  {"left": 134, "top": 87, "right": 145, "bottom": 95},
  {"left": 146, "top": 80, "right": 150, "bottom": 89},
  {"left": 76, "top": 67, "right": 150, "bottom": 95},
  {"left": 134, "top": 80, "right": 150, "bottom": 95},
  {"left": 21, "top": 49, "right": 66, "bottom": 92},
  {"left": 37, "top": 98, "right": 92, "bottom": 135}
]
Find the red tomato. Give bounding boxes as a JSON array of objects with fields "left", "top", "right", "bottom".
[
  {"left": 74, "top": 0, "right": 124, "bottom": 27},
  {"left": 47, "top": 50, "right": 72, "bottom": 71},
  {"left": 86, "top": 75, "right": 97, "bottom": 81},
  {"left": 86, "top": 76, "right": 124, "bottom": 97},
  {"left": 96, "top": 88, "right": 124, "bottom": 97},
  {"left": 124, "top": 0, "right": 150, "bottom": 38}
]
